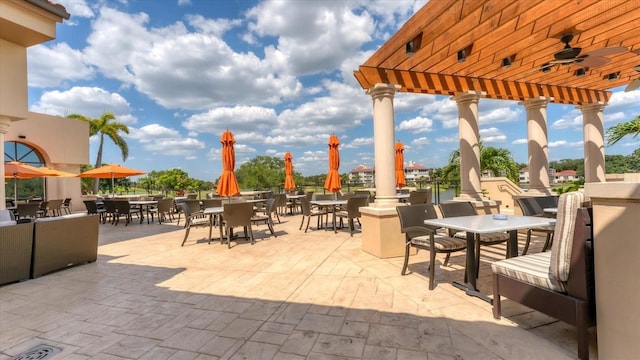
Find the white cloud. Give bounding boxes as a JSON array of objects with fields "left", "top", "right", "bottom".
[
  {"left": 30, "top": 86, "right": 135, "bottom": 123},
  {"left": 344, "top": 137, "right": 373, "bottom": 149},
  {"left": 27, "top": 43, "right": 94, "bottom": 87},
  {"left": 128, "top": 124, "right": 205, "bottom": 157},
  {"left": 512, "top": 138, "right": 527, "bottom": 145},
  {"left": 479, "top": 127, "right": 506, "bottom": 143},
  {"left": 436, "top": 135, "right": 457, "bottom": 143},
  {"left": 411, "top": 137, "right": 430, "bottom": 146},
  {"left": 183, "top": 106, "right": 278, "bottom": 134},
  {"left": 396, "top": 116, "right": 434, "bottom": 133}
]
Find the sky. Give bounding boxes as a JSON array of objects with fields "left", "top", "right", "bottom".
[{"left": 27, "top": 0, "right": 640, "bottom": 181}]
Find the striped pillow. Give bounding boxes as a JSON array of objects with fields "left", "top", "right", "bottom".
[{"left": 549, "top": 191, "right": 585, "bottom": 282}]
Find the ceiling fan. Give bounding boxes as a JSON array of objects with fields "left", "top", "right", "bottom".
[
  {"left": 520, "top": 33, "right": 627, "bottom": 77},
  {"left": 626, "top": 65, "right": 640, "bottom": 92}
]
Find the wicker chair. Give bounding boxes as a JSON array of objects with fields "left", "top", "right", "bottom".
[
  {"left": 220, "top": 202, "right": 255, "bottom": 249},
  {"left": 179, "top": 202, "right": 212, "bottom": 246},
  {"left": 299, "top": 197, "right": 327, "bottom": 233},
  {"left": 515, "top": 197, "right": 556, "bottom": 255},
  {"left": 396, "top": 204, "right": 467, "bottom": 290},
  {"left": 335, "top": 196, "right": 369, "bottom": 236},
  {"left": 251, "top": 198, "right": 277, "bottom": 237}
]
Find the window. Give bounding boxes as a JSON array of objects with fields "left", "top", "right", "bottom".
[{"left": 4, "top": 141, "right": 45, "bottom": 202}]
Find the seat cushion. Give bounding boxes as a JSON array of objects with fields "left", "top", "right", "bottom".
[
  {"left": 412, "top": 234, "right": 467, "bottom": 251},
  {"left": 491, "top": 252, "right": 566, "bottom": 293},
  {"left": 453, "top": 231, "right": 509, "bottom": 243},
  {"left": 550, "top": 191, "right": 584, "bottom": 282}
]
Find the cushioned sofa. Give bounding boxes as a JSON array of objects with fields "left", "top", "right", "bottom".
[
  {"left": 31, "top": 214, "right": 99, "bottom": 278},
  {"left": 0, "top": 221, "right": 34, "bottom": 285}
]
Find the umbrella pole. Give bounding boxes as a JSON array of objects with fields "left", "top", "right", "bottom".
[
  {"left": 14, "top": 175, "right": 18, "bottom": 204},
  {"left": 111, "top": 174, "right": 115, "bottom": 197}
]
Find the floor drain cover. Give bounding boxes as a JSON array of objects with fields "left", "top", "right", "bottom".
[{"left": 10, "top": 344, "right": 62, "bottom": 360}]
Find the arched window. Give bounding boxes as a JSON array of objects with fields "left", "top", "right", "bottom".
[{"left": 4, "top": 141, "right": 45, "bottom": 203}]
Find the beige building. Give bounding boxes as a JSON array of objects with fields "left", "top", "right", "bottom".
[{"left": 1, "top": 0, "right": 88, "bottom": 212}]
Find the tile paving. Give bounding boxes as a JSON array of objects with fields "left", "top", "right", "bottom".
[{"left": 0, "top": 210, "right": 597, "bottom": 359}]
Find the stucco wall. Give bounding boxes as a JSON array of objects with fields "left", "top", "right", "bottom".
[{"left": 6, "top": 112, "right": 89, "bottom": 212}]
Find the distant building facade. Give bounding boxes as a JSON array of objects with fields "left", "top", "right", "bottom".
[
  {"left": 520, "top": 167, "right": 581, "bottom": 184},
  {"left": 348, "top": 161, "right": 430, "bottom": 186}
]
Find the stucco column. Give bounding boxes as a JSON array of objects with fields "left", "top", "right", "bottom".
[
  {"left": 452, "top": 91, "right": 484, "bottom": 200},
  {"left": 520, "top": 97, "right": 552, "bottom": 194},
  {"left": 580, "top": 102, "right": 606, "bottom": 183},
  {"left": 368, "top": 83, "right": 401, "bottom": 208},
  {"left": 0, "top": 117, "right": 10, "bottom": 209}
]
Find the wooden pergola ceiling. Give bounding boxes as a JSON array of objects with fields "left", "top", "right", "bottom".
[{"left": 354, "top": 0, "right": 640, "bottom": 105}]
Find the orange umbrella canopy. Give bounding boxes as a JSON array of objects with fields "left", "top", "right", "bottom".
[
  {"left": 324, "top": 134, "right": 342, "bottom": 193},
  {"left": 395, "top": 141, "right": 406, "bottom": 188},
  {"left": 78, "top": 164, "right": 146, "bottom": 194},
  {"left": 216, "top": 130, "right": 240, "bottom": 197},
  {"left": 77, "top": 164, "right": 145, "bottom": 179},
  {"left": 284, "top": 152, "right": 296, "bottom": 191},
  {"left": 4, "top": 161, "right": 50, "bottom": 179}
]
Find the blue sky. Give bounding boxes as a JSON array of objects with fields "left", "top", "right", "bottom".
[{"left": 27, "top": 0, "right": 640, "bottom": 181}]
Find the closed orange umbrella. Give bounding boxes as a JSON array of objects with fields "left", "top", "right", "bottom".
[
  {"left": 395, "top": 141, "right": 406, "bottom": 188},
  {"left": 216, "top": 130, "right": 240, "bottom": 197},
  {"left": 324, "top": 135, "right": 342, "bottom": 193},
  {"left": 284, "top": 152, "right": 296, "bottom": 191}
]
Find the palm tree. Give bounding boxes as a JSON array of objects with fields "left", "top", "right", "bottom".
[
  {"left": 606, "top": 115, "right": 640, "bottom": 146},
  {"left": 67, "top": 112, "right": 130, "bottom": 194},
  {"left": 441, "top": 142, "right": 519, "bottom": 183}
]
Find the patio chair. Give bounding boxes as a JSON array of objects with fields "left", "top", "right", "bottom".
[
  {"left": 409, "top": 189, "right": 431, "bottom": 205},
  {"left": 299, "top": 197, "right": 327, "bottom": 232},
  {"left": 148, "top": 198, "right": 175, "bottom": 224},
  {"left": 102, "top": 199, "right": 117, "bottom": 224},
  {"left": 251, "top": 198, "right": 277, "bottom": 237},
  {"left": 271, "top": 193, "right": 287, "bottom": 222},
  {"left": 493, "top": 191, "right": 595, "bottom": 360},
  {"left": 396, "top": 204, "right": 467, "bottom": 290},
  {"left": 335, "top": 196, "right": 368, "bottom": 236},
  {"left": 16, "top": 202, "right": 40, "bottom": 221},
  {"left": 177, "top": 199, "right": 203, "bottom": 227},
  {"left": 515, "top": 197, "right": 555, "bottom": 255},
  {"left": 112, "top": 200, "right": 142, "bottom": 226},
  {"left": 179, "top": 202, "right": 212, "bottom": 246},
  {"left": 60, "top": 197, "right": 72, "bottom": 214},
  {"left": 439, "top": 201, "right": 509, "bottom": 278},
  {"left": 220, "top": 202, "right": 255, "bottom": 249},
  {"left": 83, "top": 200, "right": 106, "bottom": 223},
  {"left": 36, "top": 200, "right": 48, "bottom": 218},
  {"left": 46, "top": 199, "right": 64, "bottom": 217}
]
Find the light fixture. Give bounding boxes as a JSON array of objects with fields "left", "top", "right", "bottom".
[
  {"left": 457, "top": 49, "right": 466, "bottom": 63},
  {"left": 607, "top": 72, "right": 619, "bottom": 81},
  {"left": 501, "top": 54, "right": 515, "bottom": 68},
  {"left": 405, "top": 40, "right": 415, "bottom": 56},
  {"left": 18, "top": 135, "right": 26, "bottom": 139},
  {"left": 574, "top": 68, "right": 586, "bottom": 77}
]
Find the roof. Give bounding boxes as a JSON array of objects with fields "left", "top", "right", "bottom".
[
  {"left": 25, "top": 0, "right": 70, "bottom": 19},
  {"left": 354, "top": 0, "right": 640, "bottom": 105},
  {"left": 556, "top": 170, "right": 578, "bottom": 176},
  {"left": 350, "top": 165, "right": 374, "bottom": 173}
]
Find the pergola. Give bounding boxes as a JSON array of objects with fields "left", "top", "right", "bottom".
[{"left": 354, "top": 0, "right": 640, "bottom": 204}]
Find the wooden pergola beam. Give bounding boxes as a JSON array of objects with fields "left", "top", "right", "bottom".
[{"left": 354, "top": 66, "right": 611, "bottom": 105}]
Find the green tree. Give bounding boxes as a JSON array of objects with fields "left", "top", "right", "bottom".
[
  {"left": 67, "top": 112, "right": 130, "bottom": 194},
  {"left": 156, "top": 169, "right": 192, "bottom": 195},
  {"left": 441, "top": 142, "right": 520, "bottom": 183},
  {"left": 235, "top": 156, "right": 287, "bottom": 190},
  {"left": 606, "top": 115, "right": 640, "bottom": 146}
]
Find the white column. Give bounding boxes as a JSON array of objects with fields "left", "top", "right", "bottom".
[
  {"left": 452, "top": 91, "right": 484, "bottom": 200},
  {"left": 520, "top": 97, "right": 552, "bottom": 194},
  {"left": 0, "top": 117, "right": 10, "bottom": 209},
  {"left": 368, "top": 83, "right": 401, "bottom": 208},
  {"left": 580, "top": 102, "right": 607, "bottom": 183}
]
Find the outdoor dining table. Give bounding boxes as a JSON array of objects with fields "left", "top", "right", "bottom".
[
  {"left": 204, "top": 206, "right": 224, "bottom": 243},
  {"left": 310, "top": 199, "right": 347, "bottom": 233},
  {"left": 129, "top": 200, "right": 157, "bottom": 224},
  {"left": 423, "top": 214, "right": 556, "bottom": 303}
]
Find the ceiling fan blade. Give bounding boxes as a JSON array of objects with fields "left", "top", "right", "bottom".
[
  {"left": 549, "top": 59, "right": 576, "bottom": 65},
  {"left": 583, "top": 46, "right": 627, "bottom": 57},
  {"left": 517, "top": 64, "right": 555, "bottom": 78},
  {"left": 625, "top": 78, "right": 640, "bottom": 92},
  {"left": 577, "top": 56, "right": 610, "bottom": 67}
]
